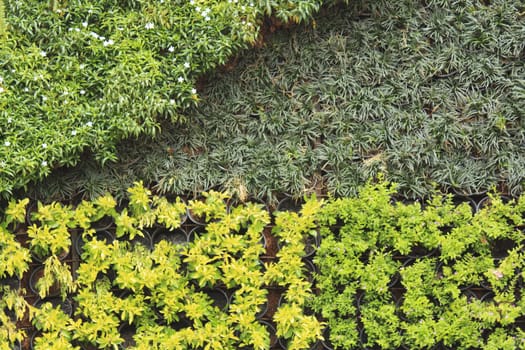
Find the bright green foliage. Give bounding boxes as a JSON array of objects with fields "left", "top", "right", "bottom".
[
  {"left": 30, "top": 0, "right": 525, "bottom": 202},
  {"left": 0, "top": 183, "right": 321, "bottom": 349},
  {"left": 313, "top": 181, "right": 525, "bottom": 349},
  {"left": 0, "top": 0, "right": 327, "bottom": 198}
]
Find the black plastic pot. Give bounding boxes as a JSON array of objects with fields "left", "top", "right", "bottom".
[
  {"left": 10, "top": 340, "right": 22, "bottom": 350},
  {"left": 259, "top": 320, "right": 278, "bottom": 348},
  {"left": 279, "top": 337, "right": 321, "bottom": 350},
  {"left": 29, "top": 330, "right": 41, "bottom": 350},
  {"left": 187, "top": 226, "right": 204, "bottom": 242},
  {"left": 130, "top": 230, "right": 153, "bottom": 250},
  {"left": 91, "top": 215, "right": 114, "bottom": 232},
  {"left": 204, "top": 288, "right": 230, "bottom": 311},
  {"left": 118, "top": 324, "right": 136, "bottom": 349},
  {"left": 407, "top": 246, "right": 439, "bottom": 259},
  {"left": 152, "top": 228, "right": 188, "bottom": 247},
  {"left": 29, "top": 265, "right": 61, "bottom": 297},
  {"left": 32, "top": 242, "right": 71, "bottom": 263},
  {"left": 276, "top": 196, "right": 303, "bottom": 213},
  {"left": 0, "top": 275, "right": 20, "bottom": 290},
  {"left": 256, "top": 299, "right": 269, "bottom": 320},
  {"left": 476, "top": 195, "right": 511, "bottom": 212},
  {"left": 490, "top": 238, "right": 517, "bottom": 260},
  {"left": 451, "top": 195, "right": 477, "bottom": 214},
  {"left": 34, "top": 296, "right": 74, "bottom": 316},
  {"left": 303, "top": 258, "right": 317, "bottom": 284},
  {"left": 75, "top": 230, "right": 114, "bottom": 257},
  {"left": 277, "top": 231, "right": 321, "bottom": 259},
  {"left": 187, "top": 199, "right": 207, "bottom": 225}
]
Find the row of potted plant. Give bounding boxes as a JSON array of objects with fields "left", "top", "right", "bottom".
[
  {"left": 312, "top": 181, "right": 525, "bottom": 349},
  {"left": 0, "top": 183, "right": 322, "bottom": 349},
  {"left": 4, "top": 180, "right": 525, "bottom": 349}
]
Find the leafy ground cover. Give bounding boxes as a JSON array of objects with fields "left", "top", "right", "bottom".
[
  {"left": 314, "top": 181, "right": 525, "bottom": 349},
  {"left": 25, "top": 0, "right": 525, "bottom": 203},
  {"left": 1, "top": 184, "right": 322, "bottom": 349},
  {"left": 4, "top": 182, "right": 525, "bottom": 349},
  {"left": 0, "top": 0, "right": 326, "bottom": 197}
]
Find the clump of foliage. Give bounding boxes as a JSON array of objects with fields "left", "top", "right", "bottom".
[
  {"left": 28, "top": 0, "right": 525, "bottom": 202},
  {"left": 0, "top": 183, "right": 322, "bottom": 349},
  {"left": 313, "top": 180, "right": 525, "bottom": 349},
  {"left": 0, "top": 0, "right": 329, "bottom": 197}
]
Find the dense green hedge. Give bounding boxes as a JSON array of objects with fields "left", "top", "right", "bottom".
[
  {"left": 0, "top": 0, "right": 327, "bottom": 197},
  {"left": 26, "top": 0, "right": 525, "bottom": 202}
]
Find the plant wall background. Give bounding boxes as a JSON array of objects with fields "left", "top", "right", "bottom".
[
  {"left": 23, "top": 0, "right": 525, "bottom": 203},
  {"left": 0, "top": 0, "right": 329, "bottom": 197}
]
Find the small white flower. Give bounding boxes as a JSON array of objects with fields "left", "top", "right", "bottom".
[
  {"left": 99, "top": 36, "right": 106, "bottom": 40},
  {"left": 195, "top": 6, "right": 201, "bottom": 11},
  {"left": 88, "top": 9, "right": 93, "bottom": 13},
  {"left": 0, "top": 87, "right": 4, "bottom": 94},
  {"left": 241, "top": 5, "right": 245, "bottom": 10},
  {"left": 117, "top": 27, "right": 124, "bottom": 31},
  {"left": 205, "top": 16, "right": 210, "bottom": 21},
  {"left": 68, "top": 27, "right": 73, "bottom": 32},
  {"left": 191, "top": 88, "right": 197, "bottom": 94},
  {"left": 41, "top": 95, "right": 48, "bottom": 101},
  {"left": 79, "top": 64, "right": 86, "bottom": 70},
  {"left": 10, "top": 69, "right": 15, "bottom": 73},
  {"left": 169, "top": 99, "right": 175, "bottom": 104},
  {"left": 75, "top": 28, "right": 81, "bottom": 32},
  {"left": 41, "top": 161, "right": 48, "bottom": 167},
  {"left": 0, "top": 161, "right": 5, "bottom": 167},
  {"left": 86, "top": 121, "right": 93, "bottom": 127},
  {"left": 247, "top": 22, "right": 253, "bottom": 26},
  {"left": 7, "top": 118, "right": 12, "bottom": 123},
  {"left": 0, "top": 76, "right": 3, "bottom": 83},
  {"left": 40, "top": 51, "right": 47, "bottom": 57},
  {"left": 145, "top": 22, "right": 154, "bottom": 29},
  {"left": 184, "top": 62, "right": 190, "bottom": 69},
  {"left": 82, "top": 21, "right": 88, "bottom": 27},
  {"left": 103, "top": 39, "right": 114, "bottom": 47},
  {"left": 168, "top": 46, "right": 175, "bottom": 52},
  {"left": 89, "top": 31, "right": 99, "bottom": 39},
  {"left": 242, "top": 20, "right": 246, "bottom": 25},
  {"left": 249, "top": 2, "right": 254, "bottom": 6},
  {"left": 80, "top": 90, "right": 86, "bottom": 95},
  {"left": 4, "top": 141, "right": 11, "bottom": 147},
  {"left": 63, "top": 91, "right": 69, "bottom": 95},
  {"left": 42, "top": 143, "right": 47, "bottom": 149},
  {"left": 190, "top": 0, "right": 195, "bottom": 4},
  {"left": 71, "top": 130, "right": 77, "bottom": 136},
  {"left": 24, "top": 87, "right": 29, "bottom": 92},
  {"left": 177, "top": 76, "right": 184, "bottom": 83}
]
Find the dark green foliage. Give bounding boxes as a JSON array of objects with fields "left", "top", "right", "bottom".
[{"left": 25, "top": 0, "right": 525, "bottom": 202}]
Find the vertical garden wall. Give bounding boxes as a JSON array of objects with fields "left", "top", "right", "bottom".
[{"left": 3, "top": 182, "right": 525, "bottom": 349}]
